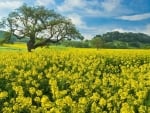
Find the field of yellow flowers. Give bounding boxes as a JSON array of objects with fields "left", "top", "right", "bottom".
[{"left": 0, "top": 48, "right": 150, "bottom": 113}]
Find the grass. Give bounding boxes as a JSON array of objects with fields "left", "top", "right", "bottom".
[
  {"left": 1, "top": 42, "right": 150, "bottom": 52},
  {"left": 0, "top": 46, "right": 24, "bottom": 52},
  {"left": 0, "top": 42, "right": 26, "bottom": 51},
  {"left": 0, "top": 43, "right": 70, "bottom": 52}
]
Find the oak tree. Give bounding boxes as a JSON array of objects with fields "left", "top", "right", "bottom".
[{"left": 0, "top": 4, "right": 83, "bottom": 51}]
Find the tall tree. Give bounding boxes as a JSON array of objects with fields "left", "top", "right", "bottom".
[
  {"left": 91, "top": 36, "right": 104, "bottom": 49},
  {"left": 0, "top": 4, "right": 83, "bottom": 51}
]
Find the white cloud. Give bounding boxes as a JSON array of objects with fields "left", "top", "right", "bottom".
[
  {"left": 0, "top": 0, "right": 23, "bottom": 19},
  {"left": 101, "top": 0, "right": 121, "bottom": 12},
  {"left": 56, "top": 0, "right": 128, "bottom": 18},
  {"left": 142, "top": 24, "right": 150, "bottom": 35},
  {"left": 57, "top": 0, "right": 86, "bottom": 12},
  {"left": 82, "top": 34, "right": 93, "bottom": 40},
  {"left": 57, "top": 0, "right": 102, "bottom": 17},
  {"left": 112, "top": 28, "right": 131, "bottom": 33},
  {"left": 82, "top": 23, "right": 150, "bottom": 39},
  {"left": 0, "top": 0, "right": 22, "bottom": 9},
  {"left": 117, "top": 13, "right": 150, "bottom": 21},
  {"left": 67, "top": 14, "right": 86, "bottom": 27},
  {"left": 35, "top": 0, "right": 55, "bottom": 6},
  {"left": 80, "top": 25, "right": 117, "bottom": 39},
  {"left": 85, "top": 8, "right": 101, "bottom": 17},
  {"left": 112, "top": 24, "right": 150, "bottom": 36}
]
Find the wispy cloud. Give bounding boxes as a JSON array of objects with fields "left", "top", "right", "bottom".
[
  {"left": 0, "top": 0, "right": 22, "bottom": 9},
  {"left": 80, "top": 23, "right": 150, "bottom": 39},
  {"left": 112, "top": 24, "right": 150, "bottom": 36},
  {"left": 35, "top": 0, "right": 55, "bottom": 6},
  {"left": 84, "top": 8, "right": 101, "bottom": 17},
  {"left": 67, "top": 14, "right": 86, "bottom": 27},
  {"left": 117, "top": 13, "right": 150, "bottom": 21},
  {"left": 56, "top": 0, "right": 130, "bottom": 18},
  {"left": 0, "top": 0, "right": 23, "bottom": 19},
  {"left": 142, "top": 24, "right": 150, "bottom": 35},
  {"left": 79, "top": 25, "right": 119, "bottom": 39},
  {"left": 57, "top": 0, "right": 102, "bottom": 17},
  {"left": 57, "top": 0, "right": 86, "bottom": 12},
  {"left": 101, "top": 0, "right": 121, "bottom": 12},
  {"left": 112, "top": 28, "right": 133, "bottom": 33}
]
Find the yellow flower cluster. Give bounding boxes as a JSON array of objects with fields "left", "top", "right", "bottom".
[
  {"left": 0, "top": 91, "right": 8, "bottom": 99},
  {"left": 0, "top": 48, "right": 150, "bottom": 112}
]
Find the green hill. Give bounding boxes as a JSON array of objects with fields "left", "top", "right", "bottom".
[
  {"left": 0, "top": 31, "right": 5, "bottom": 39},
  {"left": 0, "top": 30, "right": 29, "bottom": 43},
  {"left": 93, "top": 31, "right": 150, "bottom": 49}
]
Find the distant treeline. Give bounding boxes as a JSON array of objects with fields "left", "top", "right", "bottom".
[
  {"left": 97, "top": 31, "right": 150, "bottom": 49},
  {"left": 0, "top": 31, "right": 29, "bottom": 44},
  {"left": 1, "top": 30, "right": 150, "bottom": 49},
  {"left": 60, "top": 31, "right": 150, "bottom": 49}
]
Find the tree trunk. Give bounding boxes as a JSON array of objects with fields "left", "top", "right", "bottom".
[
  {"left": 26, "top": 39, "right": 48, "bottom": 52},
  {"left": 26, "top": 38, "right": 60, "bottom": 52},
  {"left": 27, "top": 40, "right": 35, "bottom": 52}
]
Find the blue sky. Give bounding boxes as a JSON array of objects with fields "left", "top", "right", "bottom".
[{"left": 0, "top": 0, "right": 150, "bottom": 39}]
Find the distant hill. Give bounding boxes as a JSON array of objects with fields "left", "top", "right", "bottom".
[
  {"left": 0, "top": 30, "right": 29, "bottom": 43},
  {"left": 0, "top": 31, "right": 5, "bottom": 39},
  {"left": 93, "top": 31, "right": 150, "bottom": 49}
]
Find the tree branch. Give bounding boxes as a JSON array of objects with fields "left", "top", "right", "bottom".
[{"left": 33, "top": 37, "right": 64, "bottom": 49}]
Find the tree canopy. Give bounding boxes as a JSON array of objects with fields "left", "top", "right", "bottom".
[
  {"left": 102, "top": 31, "right": 150, "bottom": 43},
  {"left": 92, "top": 31, "right": 150, "bottom": 49},
  {"left": 91, "top": 36, "right": 104, "bottom": 49},
  {"left": 0, "top": 4, "right": 83, "bottom": 51}
]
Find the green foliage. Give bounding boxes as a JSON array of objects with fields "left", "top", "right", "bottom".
[
  {"left": 0, "top": 31, "right": 29, "bottom": 45},
  {"left": 91, "top": 36, "right": 104, "bottom": 49},
  {"left": 61, "top": 40, "right": 90, "bottom": 48},
  {"left": 0, "top": 4, "right": 83, "bottom": 51},
  {"left": 103, "top": 41, "right": 129, "bottom": 49},
  {"left": 92, "top": 31, "right": 150, "bottom": 49}
]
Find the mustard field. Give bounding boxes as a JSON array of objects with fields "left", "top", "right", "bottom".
[{"left": 0, "top": 48, "right": 150, "bottom": 113}]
